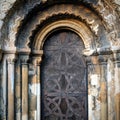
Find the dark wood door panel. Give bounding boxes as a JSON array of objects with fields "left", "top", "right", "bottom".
[{"left": 41, "top": 30, "right": 87, "bottom": 120}]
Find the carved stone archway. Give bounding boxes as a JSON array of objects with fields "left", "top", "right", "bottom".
[
  {"left": 33, "top": 19, "right": 94, "bottom": 53},
  {"left": 29, "top": 18, "right": 94, "bottom": 120},
  {"left": 0, "top": 1, "right": 120, "bottom": 120}
]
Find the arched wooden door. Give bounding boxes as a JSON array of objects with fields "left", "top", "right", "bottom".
[{"left": 41, "top": 30, "right": 88, "bottom": 120}]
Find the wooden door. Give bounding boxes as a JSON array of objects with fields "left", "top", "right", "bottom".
[{"left": 41, "top": 30, "right": 88, "bottom": 120}]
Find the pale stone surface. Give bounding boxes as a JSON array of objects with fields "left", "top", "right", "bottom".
[
  {"left": 88, "top": 64, "right": 101, "bottom": 120},
  {"left": 107, "top": 59, "right": 115, "bottom": 120},
  {"left": 91, "top": 74, "right": 100, "bottom": 86},
  {"left": 0, "top": 0, "right": 16, "bottom": 28},
  {"left": 115, "top": 66, "right": 120, "bottom": 94},
  {"left": 7, "top": 61, "right": 15, "bottom": 120}
]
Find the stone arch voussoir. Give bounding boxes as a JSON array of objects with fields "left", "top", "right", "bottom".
[{"left": 0, "top": 0, "right": 120, "bottom": 53}]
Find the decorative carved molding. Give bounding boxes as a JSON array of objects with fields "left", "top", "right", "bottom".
[
  {"left": 34, "top": 20, "right": 94, "bottom": 51},
  {"left": 108, "top": 31, "right": 120, "bottom": 47},
  {"left": 0, "top": 1, "right": 120, "bottom": 56},
  {"left": 0, "top": 0, "right": 17, "bottom": 28},
  {"left": 17, "top": 4, "right": 102, "bottom": 50},
  {"left": 32, "top": 57, "right": 42, "bottom": 66},
  {"left": 111, "top": 0, "right": 120, "bottom": 16},
  {"left": 0, "top": 0, "right": 120, "bottom": 52},
  {"left": 93, "top": 0, "right": 120, "bottom": 48},
  {"left": 28, "top": 50, "right": 43, "bottom": 66},
  {"left": 0, "top": 0, "right": 41, "bottom": 49},
  {"left": 19, "top": 55, "right": 29, "bottom": 64},
  {"left": 93, "top": 0, "right": 118, "bottom": 29}
]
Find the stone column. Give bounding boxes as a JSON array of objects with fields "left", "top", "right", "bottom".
[
  {"left": 20, "top": 54, "right": 29, "bottom": 120},
  {"left": 28, "top": 51, "right": 43, "bottom": 120},
  {"left": 36, "top": 60, "right": 41, "bottom": 120},
  {"left": 107, "top": 57, "right": 115, "bottom": 120},
  {"left": 15, "top": 57, "right": 21, "bottom": 120},
  {"left": 0, "top": 51, "right": 7, "bottom": 120},
  {"left": 113, "top": 52, "right": 120, "bottom": 120},
  {"left": 99, "top": 55, "right": 108, "bottom": 120},
  {"left": 87, "top": 56, "right": 101, "bottom": 120},
  {"left": 6, "top": 53, "right": 16, "bottom": 120},
  {"left": 0, "top": 50, "right": 7, "bottom": 120}
]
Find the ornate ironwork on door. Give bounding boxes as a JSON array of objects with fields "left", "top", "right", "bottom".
[{"left": 41, "top": 30, "right": 88, "bottom": 120}]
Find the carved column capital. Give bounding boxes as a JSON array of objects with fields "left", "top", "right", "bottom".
[
  {"left": 5, "top": 53, "right": 16, "bottom": 64},
  {"left": 82, "top": 48, "right": 95, "bottom": 56},
  {"left": 86, "top": 54, "right": 113, "bottom": 66},
  {"left": 32, "top": 50, "right": 43, "bottom": 65},
  {"left": 113, "top": 52, "right": 120, "bottom": 62},
  {"left": 86, "top": 55, "right": 99, "bottom": 65},
  {"left": 20, "top": 55, "right": 29, "bottom": 64},
  {"left": 98, "top": 55, "right": 110, "bottom": 64},
  {"left": 17, "top": 48, "right": 30, "bottom": 64},
  {"left": 28, "top": 57, "right": 42, "bottom": 77},
  {"left": 32, "top": 57, "right": 42, "bottom": 66}
]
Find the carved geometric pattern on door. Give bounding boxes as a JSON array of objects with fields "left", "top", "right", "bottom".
[{"left": 41, "top": 30, "right": 88, "bottom": 120}]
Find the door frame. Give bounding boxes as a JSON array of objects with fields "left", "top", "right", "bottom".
[
  {"left": 40, "top": 30, "right": 88, "bottom": 119},
  {"left": 32, "top": 19, "right": 95, "bottom": 119}
]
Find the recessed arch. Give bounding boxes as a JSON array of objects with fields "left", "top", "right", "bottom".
[
  {"left": 16, "top": 3, "right": 102, "bottom": 52},
  {"left": 33, "top": 19, "right": 95, "bottom": 54},
  {"left": 0, "top": 1, "right": 120, "bottom": 120},
  {"left": 0, "top": 0, "right": 120, "bottom": 53}
]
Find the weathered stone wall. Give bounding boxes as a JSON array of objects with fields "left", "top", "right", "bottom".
[
  {"left": 0, "top": 0, "right": 120, "bottom": 120},
  {"left": 0, "top": 0, "right": 16, "bottom": 37},
  {"left": 0, "top": 0, "right": 120, "bottom": 29}
]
